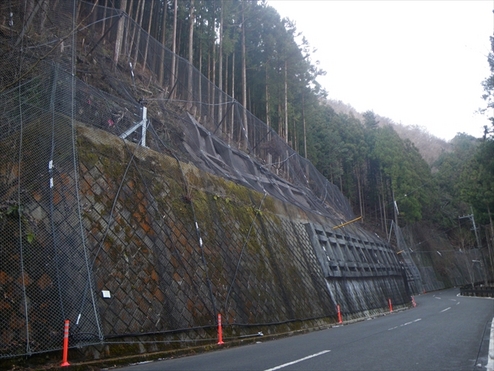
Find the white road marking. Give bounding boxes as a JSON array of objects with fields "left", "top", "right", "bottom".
[
  {"left": 388, "top": 318, "right": 422, "bottom": 331},
  {"left": 486, "top": 318, "right": 494, "bottom": 371},
  {"left": 263, "top": 350, "right": 331, "bottom": 371},
  {"left": 440, "top": 307, "right": 451, "bottom": 313}
]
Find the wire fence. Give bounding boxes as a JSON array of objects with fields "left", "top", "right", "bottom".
[
  {"left": 0, "top": 2, "right": 106, "bottom": 357},
  {"left": 0, "top": 1, "right": 411, "bottom": 360},
  {"left": 72, "top": 1, "right": 354, "bottom": 220}
]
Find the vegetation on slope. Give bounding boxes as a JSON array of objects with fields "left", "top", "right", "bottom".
[{"left": 2, "top": 0, "right": 494, "bottom": 274}]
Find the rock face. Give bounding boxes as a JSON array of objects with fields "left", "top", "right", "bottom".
[{"left": 0, "top": 116, "right": 411, "bottom": 360}]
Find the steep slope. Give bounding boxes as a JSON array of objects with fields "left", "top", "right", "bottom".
[{"left": 0, "top": 2, "right": 469, "bottom": 365}]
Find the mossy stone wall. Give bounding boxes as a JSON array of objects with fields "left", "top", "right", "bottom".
[
  {"left": 0, "top": 122, "right": 410, "bottom": 361},
  {"left": 76, "top": 125, "right": 335, "bottom": 337}
]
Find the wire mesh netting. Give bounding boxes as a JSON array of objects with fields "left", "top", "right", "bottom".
[
  {"left": 0, "top": 1, "right": 411, "bottom": 359},
  {"left": 0, "top": 2, "right": 105, "bottom": 357}
]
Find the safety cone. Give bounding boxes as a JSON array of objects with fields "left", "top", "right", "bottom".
[
  {"left": 337, "top": 304, "right": 343, "bottom": 324},
  {"left": 61, "top": 320, "right": 70, "bottom": 367},
  {"left": 217, "top": 313, "right": 224, "bottom": 345}
]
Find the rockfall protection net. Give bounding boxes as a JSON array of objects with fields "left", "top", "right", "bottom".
[
  {"left": 0, "top": 1, "right": 105, "bottom": 357},
  {"left": 0, "top": 1, "right": 405, "bottom": 359},
  {"left": 391, "top": 221, "right": 424, "bottom": 295}
]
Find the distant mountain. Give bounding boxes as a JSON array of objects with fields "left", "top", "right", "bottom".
[{"left": 327, "top": 99, "right": 451, "bottom": 165}]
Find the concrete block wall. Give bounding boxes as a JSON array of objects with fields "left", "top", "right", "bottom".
[{"left": 0, "top": 122, "right": 412, "bottom": 360}]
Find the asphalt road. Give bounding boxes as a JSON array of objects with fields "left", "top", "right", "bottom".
[{"left": 114, "top": 289, "right": 494, "bottom": 371}]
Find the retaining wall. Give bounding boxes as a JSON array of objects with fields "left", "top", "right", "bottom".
[{"left": 0, "top": 119, "right": 411, "bottom": 360}]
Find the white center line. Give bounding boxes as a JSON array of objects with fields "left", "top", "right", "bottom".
[
  {"left": 440, "top": 307, "right": 451, "bottom": 313},
  {"left": 263, "top": 350, "right": 331, "bottom": 371},
  {"left": 388, "top": 318, "right": 422, "bottom": 331}
]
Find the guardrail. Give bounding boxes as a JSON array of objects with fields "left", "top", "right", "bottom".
[{"left": 460, "top": 284, "right": 494, "bottom": 298}]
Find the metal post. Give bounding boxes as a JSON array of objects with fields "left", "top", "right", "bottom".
[
  {"left": 141, "top": 106, "right": 147, "bottom": 147},
  {"left": 119, "top": 105, "right": 148, "bottom": 147}
]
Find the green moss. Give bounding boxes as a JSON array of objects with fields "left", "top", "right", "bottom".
[
  {"left": 80, "top": 151, "right": 99, "bottom": 167},
  {"left": 107, "top": 343, "right": 142, "bottom": 357},
  {"left": 170, "top": 197, "right": 194, "bottom": 222}
]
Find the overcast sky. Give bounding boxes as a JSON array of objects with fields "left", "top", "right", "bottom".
[{"left": 269, "top": 0, "right": 493, "bottom": 141}]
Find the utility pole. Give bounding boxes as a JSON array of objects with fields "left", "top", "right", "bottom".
[
  {"left": 460, "top": 208, "right": 487, "bottom": 285},
  {"left": 459, "top": 207, "right": 481, "bottom": 249}
]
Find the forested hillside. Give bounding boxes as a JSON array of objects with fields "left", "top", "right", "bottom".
[
  {"left": 327, "top": 99, "right": 452, "bottom": 166},
  {"left": 3, "top": 0, "right": 494, "bottom": 266}
]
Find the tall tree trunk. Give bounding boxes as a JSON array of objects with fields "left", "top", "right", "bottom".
[
  {"left": 230, "top": 51, "right": 235, "bottom": 145},
  {"left": 241, "top": 0, "right": 248, "bottom": 149},
  {"left": 265, "top": 62, "right": 271, "bottom": 156},
  {"left": 302, "top": 90, "right": 306, "bottom": 157},
  {"left": 141, "top": 0, "right": 155, "bottom": 73},
  {"left": 209, "top": 30, "right": 216, "bottom": 124},
  {"left": 277, "top": 104, "right": 282, "bottom": 140},
  {"left": 131, "top": 0, "right": 145, "bottom": 65},
  {"left": 22, "top": 0, "right": 35, "bottom": 26},
  {"left": 292, "top": 114, "right": 297, "bottom": 150},
  {"left": 265, "top": 62, "right": 270, "bottom": 129},
  {"left": 356, "top": 168, "right": 364, "bottom": 218},
  {"left": 15, "top": 0, "right": 41, "bottom": 46},
  {"left": 284, "top": 60, "right": 288, "bottom": 141},
  {"left": 198, "top": 45, "right": 203, "bottom": 118},
  {"left": 225, "top": 52, "right": 229, "bottom": 133},
  {"left": 380, "top": 172, "right": 388, "bottom": 237},
  {"left": 101, "top": 0, "right": 109, "bottom": 44},
  {"left": 392, "top": 187, "right": 399, "bottom": 229},
  {"left": 158, "top": 0, "right": 166, "bottom": 82},
  {"left": 123, "top": 0, "right": 134, "bottom": 61},
  {"left": 339, "top": 168, "right": 343, "bottom": 194},
  {"left": 122, "top": 0, "right": 131, "bottom": 60},
  {"left": 218, "top": 0, "right": 224, "bottom": 131},
  {"left": 187, "top": 0, "right": 195, "bottom": 110},
  {"left": 127, "top": 0, "right": 135, "bottom": 20},
  {"left": 40, "top": 0, "right": 49, "bottom": 32},
  {"left": 188, "top": 0, "right": 194, "bottom": 65},
  {"left": 112, "top": 0, "right": 127, "bottom": 72},
  {"left": 170, "top": 0, "right": 178, "bottom": 99}
]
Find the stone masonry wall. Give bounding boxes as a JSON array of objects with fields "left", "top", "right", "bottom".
[{"left": 0, "top": 121, "right": 410, "bottom": 360}]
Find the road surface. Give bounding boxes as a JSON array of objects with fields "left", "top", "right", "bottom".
[{"left": 115, "top": 289, "right": 494, "bottom": 371}]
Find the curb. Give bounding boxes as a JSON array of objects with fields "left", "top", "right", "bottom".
[{"left": 488, "top": 317, "right": 494, "bottom": 371}]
